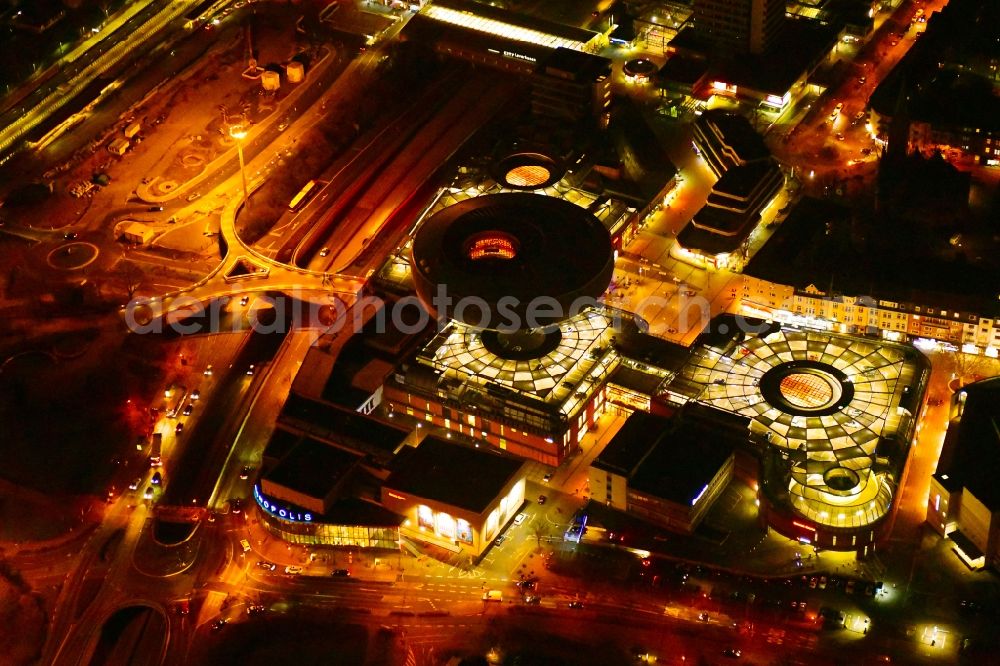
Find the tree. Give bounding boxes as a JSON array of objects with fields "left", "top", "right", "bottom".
[{"left": 529, "top": 521, "right": 549, "bottom": 548}]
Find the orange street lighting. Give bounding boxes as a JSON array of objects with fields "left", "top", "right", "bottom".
[{"left": 230, "top": 125, "right": 250, "bottom": 213}]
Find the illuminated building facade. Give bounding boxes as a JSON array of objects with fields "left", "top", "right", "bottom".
[
  {"left": 926, "top": 378, "right": 1000, "bottom": 570},
  {"left": 385, "top": 193, "right": 618, "bottom": 466},
  {"left": 741, "top": 198, "right": 1000, "bottom": 356},
  {"left": 254, "top": 435, "right": 404, "bottom": 549},
  {"left": 661, "top": 315, "right": 929, "bottom": 555},
  {"left": 381, "top": 437, "right": 527, "bottom": 557},
  {"left": 675, "top": 110, "right": 783, "bottom": 269}
]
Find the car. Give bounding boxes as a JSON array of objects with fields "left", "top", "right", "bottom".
[
  {"left": 230, "top": 498, "right": 242, "bottom": 514},
  {"left": 519, "top": 579, "right": 537, "bottom": 590},
  {"left": 698, "top": 612, "right": 710, "bottom": 622},
  {"left": 722, "top": 648, "right": 742, "bottom": 658},
  {"left": 568, "top": 601, "right": 584, "bottom": 609},
  {"left": 331, "top": 569, "right": 351, "bottom": 577},
  {"left": 858, "top": 76, "right": 867, "bottom": 85},
  {"left": 211, "top": 618, "right": 228, "bottom": 632},
  {"left": 494, "top": 535, "right": 506, "bottom": 547},
  {"left": 524, "top": 595, "right": 541, "bottom": 604},
  {"left": 257, "top": 560, "right": 277, "bottom": 571},
  {"left": 239, "top": 465, "right": 253, "bottom": 480},
  {"left": 247, "top": 604, "right": 265, "bottom": 615},
  {"left": 190, "top": 389, "right": 200, "bottom": 401},
  {"left": 174, "top": 598, "right": 190, "bottom": 615},
  {"left": 835, "top": 133, "right": 845, "bottom": 141},
  {"left": 854, "top": 110, "right": 866, "bottom": 122},
  {"left": 538, "top": 495, "right": 547, "bottom": 505},
  {"left": 819, "top": 576, "right": 828, "bottom": 590},
  {"left": 182, "top": 403, "right": 193, "bottom": 416},
  {"left": 240, "top": 539, "right": 251, "bottom": 553},
  {"left": 143, "top": 486, "right": 154, "bottom": 500},
  {"left": 63, "top": 231, "right": 78, "bottom": 240},
  {"left": 175, "top": 422, "right": 184, "bottom": 435},
  {"left": 151, "top": 471, "right": 162, "bottom": 485},
  {"left": 319, "top": 247, "right": 330, "bottom": 257},
  {"left": 246, "top": 364, "right": 255, "bottom": 375},
  {"left": 204, "top": 365, "right": 213, "bottom": 376},
  {"left": 284, "top": 565, "right": 303, "bottom": 575},
  {"left": 129, "top": 477, "right": 141, "bottom": 490},
  {"left": 809, "top": 577, "right": 818, "bottom": 589},
  {"left": 148, "top": 206, "right": 163, "bottom": 212},
  {"left": 513, "top": 512, "right": 527, "bottom": 526},
  {"left": 833, "top": 102, "right": 843, "bottom": 114},
  {"left": 542, "top": 472, "right": 553, "bottom": 483}
]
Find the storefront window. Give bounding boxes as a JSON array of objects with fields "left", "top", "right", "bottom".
[
  {"left": 418, "top": 505, "right": 434, "bottom": 530},
  {"left": 457, "top": 519, "right": 473, "bottom": 544},
  {"left": 436, "top": 512, "right": 456, "bottom": 540}
]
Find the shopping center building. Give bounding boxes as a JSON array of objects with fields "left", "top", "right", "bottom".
[
  {"left": 660, "top": 316, "right": 929, "bottom": 555},
  {"left": 926, "top": 378, "right": 1000, "bottom": 569},
  {"left": 382, "top": 437, "right": 527, "bottom": 558}
]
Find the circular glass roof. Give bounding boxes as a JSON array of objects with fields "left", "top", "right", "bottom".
[
  {"left": 779, "top": 372, "right": 837, "bottom": 409},
  {"left": 505, "top": 165, "right": 551, "bottom": 188}
]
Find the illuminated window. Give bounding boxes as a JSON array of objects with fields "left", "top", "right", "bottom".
[
  {"left": 436, "top": 512, "right": 456, "bottom": 540},
  {"left": 417, "top": 505, "right": 434, "bottom": 530},
  {"left": 465, "top": 231, "right": 519, "bottom": 261},
  {"left": 456, "top": 519, "right": 473, "bottom": 544}
]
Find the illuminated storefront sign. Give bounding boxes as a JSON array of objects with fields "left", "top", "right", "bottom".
[
  {"left": 253, "top": 485, "right": 313, "bottom": 522},
  {"left": 503, "top": 50, "right": 536, "bottom": 63}
]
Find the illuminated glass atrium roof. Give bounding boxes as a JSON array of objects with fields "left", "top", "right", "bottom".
[
  {"left": 418, "top": 310, "right": 617, "bottom": 417},
  {"left": 677, "top": 328, "right": 919, "bottom": 530}
]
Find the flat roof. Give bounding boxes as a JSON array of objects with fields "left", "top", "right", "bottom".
[
  {"left": 385, "top": 437, "right": 525, "bottom": 514},
  {"left": 592, "top": 411, "right": 668, "bottom": 476},
  {"left": 608, "top": 365, "right": 668, "bottom": 397},
  {"left": 429, "top": 0, "right": 598, "bottom": 45},
  {"left": 622, "top": 411, "right": 737, "bottom": 505},
  {"left": 265, "top": 438, "right": 361, "bottom": 501},
  {"left": 935, "top": 378, "right": 1000, "bottom": 509},
  {"left": 540, "top": 47, "right": 611, "bottom": 81},
  {"left": 671, "top": 18, "right": 837, "bottom": 96},
  {"left": 696, "top": 111, "right": 771, "bottom": 165},
  {"left": 658, "top": 54, "right": 710, "bottom": 87},
  {"left": 281, "top": 394, "right": 409, "bottom": 461},
  {"left": 743, "top": 197, "right": 1000, "bottom": 314}
]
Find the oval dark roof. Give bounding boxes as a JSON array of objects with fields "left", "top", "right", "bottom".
[{"left": 411, "top": 194, "right": 614, "bottom": 330}]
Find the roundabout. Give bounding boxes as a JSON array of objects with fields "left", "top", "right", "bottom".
[{"left": 46, "top": 242, "right": 99, "bottom": 270}]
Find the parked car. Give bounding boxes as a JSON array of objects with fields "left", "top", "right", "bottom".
[
  {"left": 538, "top": 495, "right": 547, "bottom": 505},
  {"left": 284, "top": 565, "right": 303, "bottom": 575},
  {"left": 257, "top": 560, "right": 276, "bottom": 571},
  {"left": 331, "top": 569, "right": 351, "bottom": 577}
]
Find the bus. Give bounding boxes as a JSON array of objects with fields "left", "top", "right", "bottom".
[{"left": 288, "top": 180, "right": 317, "bottom": 212}]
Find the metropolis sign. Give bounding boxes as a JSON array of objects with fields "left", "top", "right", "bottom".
[{"left": 253, "top": 484, "right": 314, "bottom": 523}]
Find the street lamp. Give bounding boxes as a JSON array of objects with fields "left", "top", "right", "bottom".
[{"left": 230, "top": 125, "right": 250, "bottom": 214}]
